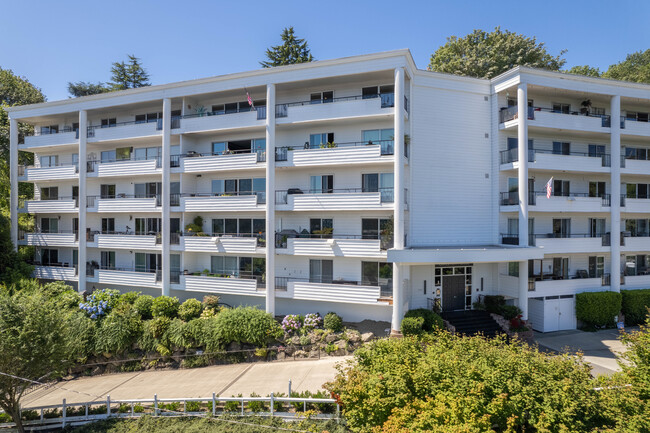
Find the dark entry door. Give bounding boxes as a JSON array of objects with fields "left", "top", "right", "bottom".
[{"left": 442, "top": 275, "right": 466, "bottom": 311}]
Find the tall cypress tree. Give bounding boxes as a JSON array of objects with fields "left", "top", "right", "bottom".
[{"left": 260, "top": 27, "right": 314, "bottom": 68}]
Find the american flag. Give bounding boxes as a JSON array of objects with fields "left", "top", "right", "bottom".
[
  {"left": 545, "top": 177, "right": 554, "bottom": 199},
  {"left": 246, "top": 91, "right": 255, "bottom": 109}
]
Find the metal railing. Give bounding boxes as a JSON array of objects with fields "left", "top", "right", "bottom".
[
  {"left": 86, "top": 119, "right": 160, "bottom": 137},
  {"left": 27, "top": 126, "right": 79, "bottom": 137},
  {"left": 275, "top": 92, "right": 395, "bottom": 119},
  {"left": 275, "top": 276, "right": 392, "bottom": 297},
  {"left": 499, "top": 105, "right": 535, "bottom": 123},
  {"left": 500, "top": 147, "right": 612, "bottom": 167},
  {"left": 500, "top": 191, "right": 610, "bottom": 206},
  {"left": 86, "top": 194, "right": 161, "bottom": 208},
  {"left": 183, "top": 232, "right": 266, "bottom": 247},
  {"left": 86, "top": 156, "right": 162, "bottom": 172},
  {"left": 602, "top": 273, "right": 611, "bottom": 286},
  {"left": 187, "top": 271, "right": 264, "bottom": 287},
  {"left": 275, "top": 232, "right": 393, "bottom": 249},
  {"left": 178, "top": 191, "right": 266, "bottom": 204},
  {"left": 275, "top": 139, "right": 394, "bottom": 161},
  {"left": 275, "top": 187, "right": 394, "bottom": 204}
]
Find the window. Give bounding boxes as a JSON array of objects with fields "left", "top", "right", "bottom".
[
  {"left": 553, "top": 180, "right": 570, "bottom": 197},
  {"left": 310, "top": 91, "right": 333, "bottom": 104},
  {"left": 41, "top": 186, "right": 58, "bottom": 200},
  {"left": 589, "top": 218, "right": 606, "bottom": 238},
  {"left": 553, "top": 257, "right": 569, "bottom": 279},
  {"left": 101, "top": 218, "right": 115, "bottom": 234},
  {"left": 362, "top": 218, "right": 392, "bottom": 239},
  {"left": 100, "top": 184, "right": 116, "bottom": 199},
  {"left": 552, "top": 141, "right": 571, "bottom": 155},
  {"left": 508, "top": 262, "right": 519, "bottom": 277},
  {"left": 134, "top": 146, "right": 160, "bottom": 161},
  {"left": 588, "top": 144, "right": 605, "bottom": 158},
  {"left": 506, "top": 137, "right": 534, "bottom": 150},
  {"left": 623, "top": 255, "right": 650, "bottom": 276},
  {"left": 40, "top": 155, "right": 59, "bottom": 167},
  {"left": 507, "top": 218, "right": 518, "bottom": 236},
  {"left": 627, "top": 183, "right": 637, "bottom": 198},
  {"left": 100, "top": 118, "right": 116, "bottom": 128},
  {"left": 310, "top": 175, "right": 334, "bottom": 194},
  {"left": 309, "top": 133, "right": 335, "bottom": 148},
  {"left": 362, "top": 85, "right": 394, "bottom": 107},
  {"left": 589, "top": 181, "right": 606, "bottom": 198},
  {"left": 135, "top": 218, "right": 160, "bottom": 235},
  {"left": 41, "top": 249, "right": 59, "bottom": 266},
  {"left": 552, "top": 103, "right": 570, "bottom": 114},
  {"left": 592, "top": 107, "right": 606, "bottom": 116},
  {"left": 135, "top": 114, "right": 146, "bottom": 124},
  {"left": 40, "top": 125, "right": 59, "bottom": 135},
  {"left": 588, "top": 256, "right": 604, "bottom": 278},
  {"left": 134, "top": 182, "right": 161, "bottom": 198},
  {"left": 626, "top": 183, "right": 650, "bottom": 199},
  {"left": 101, "top": 150, "right": 116, "bottom": 163},
  {"left": 362, "top": 86, "right": 379, "bottom": 99},
  {"left": 363, "top": 128, "right": 395, "bottom": 154},
  {"left": 552, "top": 218, "right": 571, "bottom": 238},
  {"left": 362, "top": 173, "right": 394, "bottom": 202},
  {"left": 100, "top": 251, "right": 115, "bottom": 269},
  {"left": 309, "top": 259, "right": 333, "bottom": 283},
  {"left": 253, "top": 178, "right": 266, "bottom": 203},
  {"left": 362, "top": 262, "right": 393, "bottom": 290},
  {"left": 115, "top": 147, "right": 131, "bottom": 161},
  {"left": 626, "top": 219, "right": 650, "bottom": 237},
  {"left": 506, "top": 98, "right": 534, "bottom": 107},
  {"left": 310, "top": 218, "right": 333, "bottom": 238},
  {"left": 135, "top": 253, "right": 161, "bottom": 273},
  {"left": 40, "top": 217, "right": 58, "bottom": 234}
]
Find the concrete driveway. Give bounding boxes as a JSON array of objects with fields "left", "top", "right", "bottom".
[
  {"left": 534, "top": 328, "right": 635, "bottom": 376},
  {"left": 22, "top": 356, "right": 350, "bottom": 408}
]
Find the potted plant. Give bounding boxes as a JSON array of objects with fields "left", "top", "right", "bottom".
[{"left": 580, "top": 99, "right": 592, "bottom": 116}]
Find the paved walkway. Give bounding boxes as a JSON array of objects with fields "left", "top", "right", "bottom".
[
  {"left": 535, "top": 328, "right": 634, "bottom": 376},
  {"left": 22, "top": 357, "right": 350, "bottom": 408}
]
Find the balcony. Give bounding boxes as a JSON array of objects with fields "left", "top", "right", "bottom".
[
  {"left": 178, "top": 233, "right": 264, "bottom": 254},
  {"left": 179, "top": 150, "right": 264, "bottom": 173},
  {"left": 87, "top": 195, "right": 161, "bottom": 213},
  {"left": 176, "top": 109, "right": 264, "bottom": 134},
  {"left": 622, "top": 117, "right": 650, "bottom": 137},
  {"left": 275, "top": 277, "right": 390, "bottom": 305},
  {"left": 500, "top": 105, "right": 616, "bottom": 134},
  {"left": 276, "top": 232, "right": 391, "bottom": 257},
  {"left": 181, "top": 273, "right": 263, "bottom": 295},
  {"left": 33, "top": 264, "right": 77, "bottom": 281},
  {"left": 622, "top": 155, "right": 650, "bottom": 175},
  {"left": 18, "top": 163, "right": 78, "bottom": 181},
  {"left": 22, "top": 130, "right": 78, "bottom": 149},
  {"left": 622, "top": 197, "right": 650, "bottom": 213},
  {"left": 89, "top": 232, "right": 161, "bottom": 250},
  {"left": 87, "top": 157, "right": 160, "bottom": 178},
  {"left": 275, "top": 93, "right": 395, "bottom": 124},
  {"left": 275, "top": 140, "right": 394, "bottom": 167},
  {"left": 87, "top": 120, "right": 161, "bottom": 142},
  {"left": 22, "top": 197, "right": 78, "bottom": 214},
  {"left": 529, "top": 277, "right": 605, "bottom": 296},
  {"left": 276, "top": 188, "right": 393, "bottom": 211},
  {"left": 500, "top": 191, "right": 610, "bottom": 212},
  {"left": 622, "top": 274, "right": 650, "bottom": 289},
  {"left": 622, "top": 236, "right": 650, "bottom": 252},
  {"left": 19, "top": 230, "right": 78, "bottom": 247},
  {"left": 500, "top": 148, "right": 611, "bottom": 173},
  {"left": 177, "top": 192, "right": 265, "bottom": 212},
  {"left": 88, "top": 266, "right": 161, "bottom": 288},
  {"left": 532, "top": 234, "right": 609, "bottom": 254}
]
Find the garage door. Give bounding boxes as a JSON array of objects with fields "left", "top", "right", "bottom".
[{"left": 542, "top": 295, "right": 576, "bottom": 332}]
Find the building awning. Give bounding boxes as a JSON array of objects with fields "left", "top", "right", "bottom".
[{"left": 387, "top": 245, "right": 544, "bottom": 264}]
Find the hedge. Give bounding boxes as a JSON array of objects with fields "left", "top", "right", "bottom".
[
  {"left": 403, "top": 309, "right": 443, "bottom": 332},
  {"left": 621, "top": 289, "right": 650, "bottom": 326},
  {"left": 575, "top": 291, "right": 622, "bottom": 328}
]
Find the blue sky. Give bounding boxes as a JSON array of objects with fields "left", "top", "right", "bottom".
[{"left": 1, "top": 0, "right": 648, "bottom": 102}]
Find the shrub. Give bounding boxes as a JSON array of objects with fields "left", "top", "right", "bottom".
[
  {"left": 210, "top": 306, "right": 282, "bottom": 347},
  {"left": 299, "top": 335, "right": 311, "bottom": 346},
  {"left": 403, "top": 309, "right": 443, "bottom": 332},
  {"left": 401, "top": 316, "right": 425, "bottom": 336},
  {"left": 94, "top": 304, "right": 143, "bottom": 354},
  {"left": 303, "top": 313, "right": 322, "bottom": 331},
  {"left": 202, "top": 295, "right": 221, "bottom": 311},
  {"left": 323, "top": 312, "right": 343, "bottom": 332},
  {"left": 224, "top": 395, "right": 242, "bottom": 412},
  {"left": 168, "top": 318, "right": 192, "bottom": 349},
  {"left": 622, "top": 289, "right": 650, "bottom": 325},
  {"left": 186, "top": 401, "right": 201, "bottom": 412},
  {"left": 179, "top": 298, "right": 203, "bottom": 321},
  {"left": 247, "top": 392, "right": 266, "bottom": 412},
  {"left": 79, "top": 289, "right": 121, "bottom": 319},
  {"left": 281, "top": 314, "right": 302, "bottom": 333},
  {"left": 483, "top": 295, "right": 505, "bottom": 314},
  {"left": 133, "top": 295, "right": 154, "bottom": 320},
  {"left": 117, "top": 291, "right": 141, "bottom": 306},
  {"left": 576, "top": 291, "right": 622, "bottom": 328},
  {"left": 139, "top": 316, "right": 172, "bottom": 355},
  {"left": 499, "top": 304, "right": 522, "bottom": 320},
  {"left": 151, "top": 296, "right": 180, "bottom": 319}
]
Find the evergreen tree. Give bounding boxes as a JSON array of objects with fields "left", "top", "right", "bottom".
[
  {"left": 67, "top": 81, "right": 110, "bottom": 97},
  {"left": 429, "top": 27, "right": 566, "bottom": 79},
  {"left": 260, "top": 27, "right": 314, "bottom": 68},
  {"left": 109, "top": 55, "right": 151, "bottom": 90}
]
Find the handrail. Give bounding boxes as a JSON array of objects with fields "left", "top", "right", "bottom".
[
  {"left": 94, "top": 231, "right": 161, "bottom": 236},
  {"left": 275, "top": 187, "right": 394, "bottom": 204},
  {"left": 21, "top": 161, "right": 79, "bottom": 170},
  {"left": 179, "top": 191, "right": 265, "bottom": 198},
  {"left": 276, "top": 139, "right": 394, "bottom": 152},
  {"left": 87, "top": 194, "right": 160, "bottom": 199},
  {"left": 25, "top": 229, "right": 77, "bottom": 235},
  {"left": 182, "top": 231, "right": 264, "bottom": 238},
  {"left": 86, "top": 156, "right": 161, "bottom": 164},
  {"left": 177, "top": 149, "right": 264, "bottom": 158},
  {"left": 31, "top": 195, "right": 77, "bottom": 201},
  {"left": 180, "top": 108, "right": 260, "bottom": 119},
  {"left": 275, "top": 275, "right": 390, "bottom": 287},
  {"left": 279, "top": 92, "right": 395, "bottom": 108},
  {"left": 27, "top": 127, "right": 78, "bottom": 137}
]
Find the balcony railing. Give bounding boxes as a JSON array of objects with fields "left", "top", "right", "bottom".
[
  {"left": 275, "top": 139, "right": 394, "bottom": 161},
  {"left": 180, "top": 106, "right": 265, "bottom": 122},
  {"left": 186, "top": 270, "right": 264, "bottom": 288},
  {"left": 173, "top": 149, "right": 266, "bottom": 163},
  {"left": 179, "top": 191, "right": 266, "bottom": 204},
  {"left": 275, "top": 276, "right": 392, "bottom": 298},
  {"left": 500, "top": 148, "right": 611, "bottom": 167},
  {"left": 275, "top": 232, "right": 393, "bottom": 249},
  {"left": 86, "top": 193, "right": 161, "bottom": 208},
  {"left": 27, "top": 126, "right": 79, "bottom": 137},
  {"left": 500, "top": 191, "right": 610, "bottom": 207},
  {"left": 499, "top": 105, "right": 626, "bottom": 129},
  {"left": 23, "top": 195, "right": 79, "bottom": 209},
  {"left": 499, "top": 105, "right": 535, "bottom": 123},
  {"left": 275, "top": 93, "right": 395, "bottom": 119},
  {"left": 90, "top": 265, "right": 163, "bottom": 281},
  {"left": 183, "top": 231, "right": 265, "bottom": 247},
  {"left": 87, "top": 156, "right": 161, "bottom": 172},
  {"left": 19, "top": 161, "right": 79, "bottom": 175},
  {"left": 275, "top": 187, "right": 394, "bottom": 204}
]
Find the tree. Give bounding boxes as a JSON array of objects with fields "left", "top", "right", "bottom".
[
  {"left": 0, "top": 214, "right": 32, "bottom": 285},
  {"left": 260, "top": 27, "right": 314, "bottom": 68},
  {"left": 566, "top": 65, "right": 602, "bottom": 77},
  {"left": 67, "top": 81, "right": 110, "bottom": 97},
  {"left": 428, "top": 27, "right": 566, "bottom": 79},
  {"left": 108, "top": 55, "right": 151, "bottom": 90},
  {"left": 0, "top": 292, "right": 85, "bottom": 432},
  {"left": 603, "top": 49, "right": 650, "bottom": 84}
]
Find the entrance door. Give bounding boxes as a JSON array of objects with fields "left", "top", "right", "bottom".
[{"left": 442, "top": 275, "right": 466, "bottom": 311}]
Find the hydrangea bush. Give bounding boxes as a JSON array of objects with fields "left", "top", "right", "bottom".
[
  {"left": 79, "top": 289, "right": 120, "bottom": 319},
  {"left": 281, "top": 314, "right": 302, "bottom": 333},
  {"left": 303, "top": 313, "right": 322, "bottom": 331}
]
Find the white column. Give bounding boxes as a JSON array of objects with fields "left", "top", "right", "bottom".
[
  {"left": 610, "top": 95, "right": 621, "bottom": 292},
  {"left": 265, "top": 84, "right": 276, "bottom": 316},
  {"left": 78, "top": 111, "right": 88, "bottom": 293},
  {"left": 162, "top": 98, "right": 172, "bottom": 296},
  {"left": 517, "top": 84, "right": 529, "bottom": 319},
  {"left": 9, "top": 117, "right": 18, "bottom": 250},
  {"left": 391, "top": 68, "right": 405, "bottom": 334}
]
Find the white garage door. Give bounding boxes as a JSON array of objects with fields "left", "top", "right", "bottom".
[{"left": 541, "top": 295, "right": 576, "bottom": 333}]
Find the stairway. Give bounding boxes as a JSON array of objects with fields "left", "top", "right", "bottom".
[{"left": 441, "top": 310, "right": 504, "bottom": 338}]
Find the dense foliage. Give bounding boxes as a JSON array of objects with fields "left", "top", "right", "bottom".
[
  {"left": 621, "top": 289, "right": 650, "bottom": 325},
  {"left": 260, "top": 27, "right": 314, "bottom": 68},
  {"left": 428, "top": 27, "right": 566, "bottom": 79},
  {"left": 566, "top": 65, "right": 603, "bottom": 77},
  {"left": 67, "top": 54, "right": 150, "bottom": 97},
  {"left": 403, "top": 308, "right": 443, "bottom": 332},
  {"left": 400, "top": 316, "right": 424, "bottom": 336},
  {"left": 324, "top": 311, "right": 343, "bottom": 332},
  {"left": 575, "top": 291, "right": 622, "bottom": 328},
  {"left": 151, "top": 296, "right": 180, "bottom": 318},
  {"left": 602, "top": 49, "right": 650, "bottom": 84}
]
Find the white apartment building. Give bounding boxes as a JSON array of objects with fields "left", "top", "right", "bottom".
[{"left": 8, "top": 50, "right": 650, "bottom": 333}]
